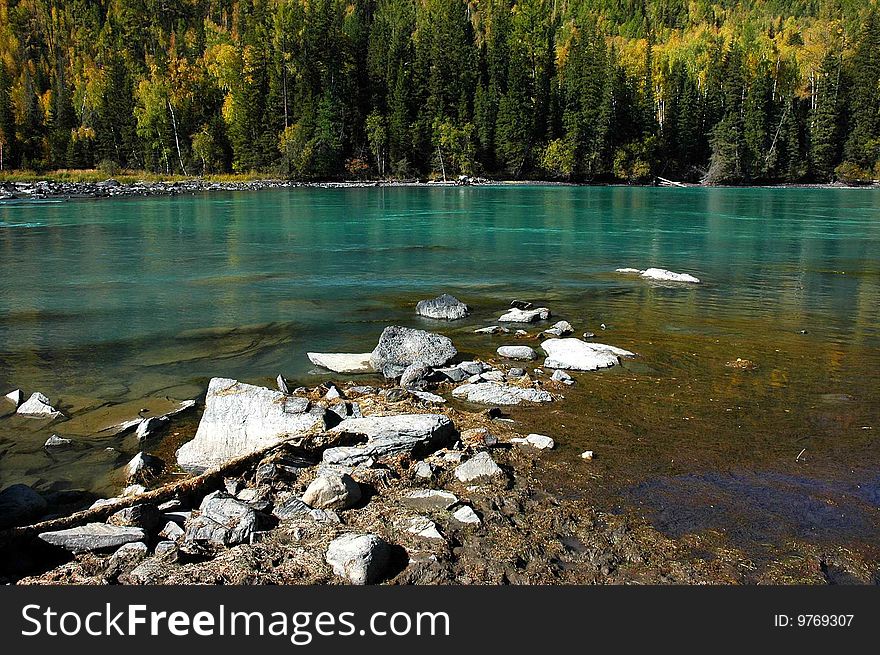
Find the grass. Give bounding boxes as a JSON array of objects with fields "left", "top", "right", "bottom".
[{"left": 0, "top": 169, "right": 282, "bottom": 184}]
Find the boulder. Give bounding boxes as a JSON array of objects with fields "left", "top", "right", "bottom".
[
  {"left": 107, "top": 503, "right": 164, "bottom": 533},
  {"left": 542, "top": 338, "right": 634, "bottom": 371},
  {"left": 498, "top": 307, "right": 550, "bottom": 323},
  {"left": 0, "top": 483, "right": 48, "bottom": 528},
  {"left": 126, "top": 452, "right": 164, "bottom": 483},
  {"left": 16, "top": 392, "right": 63, "bottom": 418},
  {"left": 322, "top": 414, "right": 455, "bottom": 466},
  {"left": 454, "top": 451, "right": 504, "bottom": 483},
  {"left": 402, "top": 489, "right": 458, "bottom": 511},
  {"left": 497, "top": 345, "right": 537, "bottom": 360},
  {"left": 325, "top": 533, "right": 391, "bottom": 585},
  {"left": 615, "top": 267, "right": 701, "bottom": 283},
  {"left": 452, "top": 505, "right": 481, "bottom": 525},
  {"left": 458, "top": 361, "right": 487, "bottom": 376},
  {"left": 38, "top": 523, "right": 146, "bottom": 553},
  {"left": 451, "top": 382, "right": 552, "bottom": 405},
  {"left": 541, "top": 320, "right": 574, "bottom": 337},
  {"left": 44, "top": 434, "right": 73, "bottom": 448},
  {"left": 184, "top": 492, "right": 258, "bottom": 547},
  {"left": 400, "top": 362, "right": 432, "bottom": 389},
  {"left": 415, "top": 293, "right": 470, "bottom": 320},
  {"left": 106, "top": 542, "right": 149, "bottom": 577},
  {"left": 511, "top": 433, "right": 555, "bottom": 450},
  {"left": 302, "top": 473, "right": 362, "bottom": 510},
  {"left": 176, "top": 378, "right": 328, "bottom": 472},
  {"left": 4, "top": 389, "right": 23, "bottom": 408},
  {"left": 307, "top": 352, "right": 374, "bottom": 374},
  {"left": 369, "top": 326, "right": 456, "bottom": 378}
]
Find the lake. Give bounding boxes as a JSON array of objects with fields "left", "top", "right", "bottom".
[{"left": 1, "top": 185, "right": 879, "bottom": 557}]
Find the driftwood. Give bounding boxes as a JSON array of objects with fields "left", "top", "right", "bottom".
[
  {"left": 0, "top": 431, "right": 341, "bottom": 549},
  {"left": 657, "top": 176, "right": 688, "bottom": 188}
]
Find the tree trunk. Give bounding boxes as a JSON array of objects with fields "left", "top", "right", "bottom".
[{"left": 168, "top": 99, "right": 187, "bottom": 175}]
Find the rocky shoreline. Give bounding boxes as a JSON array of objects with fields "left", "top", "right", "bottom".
[{"left": 2, "top": 295, "right": 876, "bottom": 586}]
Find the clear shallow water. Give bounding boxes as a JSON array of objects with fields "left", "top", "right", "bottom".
[{"left": 1, "top": 186, "right": 879, "bottom": 550}]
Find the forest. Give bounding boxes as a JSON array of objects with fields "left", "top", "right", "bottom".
[{"left": 0, "top": 0, "right": 878, "bottom": 184}]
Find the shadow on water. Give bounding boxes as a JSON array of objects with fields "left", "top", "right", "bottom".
[{"left": 626, "top": 470, "right": 880, "bottom": 547}]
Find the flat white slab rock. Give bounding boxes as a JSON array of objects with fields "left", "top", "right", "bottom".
[
  {"left": 616, "top": 267, "right": 700, "bottom": 283},
  {"left": 542, "top": 338, "right": 634, "bottom": 371},
  {"left": 307, "top": 352, "right": 374, "bottom": 374}
]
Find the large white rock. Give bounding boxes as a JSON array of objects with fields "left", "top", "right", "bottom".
[
  {"left": 415, "top": 293, "right": 470, "bottom": 320},
  {"left": 616, "top": 267, "right": 700, "bottom": 283},
  {"left": 511, "top": 433, "right": 555, "bottom": 450},
  {"left": 325, "top": 533, "right": 391, "bottom": 585},
  {"left": 321, "top": 414, "right": 455, "bottom": 466},
  {"left": 16, "top": 392, "right": 64, "bottom": 418},
  {"left": 176, "top": 378, "right": 327, "bottom": 472},
  {"left": 497, "top": 345, "right": 537, "bottom": 360},
  {"left": 542, "top": 338, "right": 634, "bottom": 371},
  {"left": 370, "top": 326, "right": 457, "bottom": 378},
  {"left": 451, "top": 382, "right": 552, "bottom": 405},
  {"left": 498, "top": 307, "right": 551, "bottom": 323},
  {"left": 454, "top": 451, "right": 504, "bottom": 482},
  {"left": 307, "top": 352, "right": 374, "bottom": 374}
]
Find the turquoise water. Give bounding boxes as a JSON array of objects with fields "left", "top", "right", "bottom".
[{"left": 1, "top": 186, "right": 879, "bottom": 544}]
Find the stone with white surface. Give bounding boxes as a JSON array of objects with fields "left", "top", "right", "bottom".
[
  {"left": 542, "top": 338, "right": 634, "bottom": 371},
  {"left": 325, "top": 533, "right": 391, "bottom": 585},
  {"left": 307, "top": 352, "right": 374, "bottom": 374},
  {"left": 451, "top": 382, "right": 552, "bottom": 405}
]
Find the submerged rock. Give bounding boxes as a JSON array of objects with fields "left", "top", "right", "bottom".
[
  {"left": 44, "top": 434, "right": 73, "bottom": 448},
  {"left": 451, "top": 382, "right": 552, "bottom": 405},
  {"left": 474, "top": 325, "right": 509, "bottom": 334},
  {"left": 616, "top": 267, "right": 701, "bottom": 283},
  {"left": 176, "top": 378, "right": 328, "bottom": 472},
  {"left": 0, "top": 483, "right": 48, "bottom": 528},
  {"left": 542, "top": 338, "right": 634, "bottom": 371},
  {"left": 497, "top": 345, "right": 537, "bottom": 360},
  {"left": 498, "top": 307, "right": 551, "bottom": 323},
  {"left": 126, "top": 452, "right": 164, "bottom": 483},
  {"left": 416, "top": 293, "right": 470, "bottom": 320},
  {"left": 307, "top": 352, "right": 374, "bottom": 374},
  {"left": 135, "top": 416, "right": 169, "bottom": 441},
  {"left": 370, "top": 326, "right": 457, "bottom": 378},
  {"left": 16, "top": 392, "right": 63, "bottom": 418},
  {"left": 39, "top": 523, "right": 146, "bottom": 554},
  {"left": 325, "top": 533, "right": 391, "bottom": 585},
  {"left": 322, "top": 414, "right": 455, "bottom": 466}
]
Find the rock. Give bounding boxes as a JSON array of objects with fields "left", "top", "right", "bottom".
[
  {"left": 510, "top": 300, "right": 532, "bottom": 310},
  {"left": 122, "top": 484, "right": 147, "bottom": 497},
  {"left": 507, "top": 368, "right": 526, "bottom": 378},
  {"left": 382, "top": 388, "right": 408, "bottom": 402},
  {"left": 581, "top": 450, "right": 594, "bottom": 460},
  {"left": 322, "top": 414, "right": 455, "bottom": 466},
  {"left": 583, "top": 331, "right": 596, "bottom": 339},
  {"left": 452, "top": 505, "right": 481, "bottom": 525},
  {"left": 515, "top": 329, "right": 529, "bottom": 337},
  {"left": 542, "top": 338, "right": 634, "bottom": 371},
  {"left": 412, "top": 461, "right": 434, "bottom": 479},
  {"left": 454, "top": 451, "right": 503, "bottom": 483},
  {"left": 127, "top": 557, "right": 167, "bottom": 584},
  {"left": 154, "top": 541, "right": 178, "bottom": 557},
  {"left": 302, "top": 473, "right": 362, "bottom": 510},
  {"left": 403, "top": 489, "right": 458, "bottom": 511},
  {"left": 347, "top": 385, "right": 377, "bottom": 396},
  {"left": 106, "top": 542, "right": 148, "bottom": 577},
  {"left": 325, "top": 533, "right": 391, "bottom": 585},
  {"left": 307, "top": 352, "right": 374, "bottom": 374},
  {"left": 415, "top": 293, "right": 470, "bottom": 320},
  {"left": 135, "top": 415, "right": 169, "bottom": 441},
  {"left": 330, "top": 401, "right": 361, "bottom": 419},
  {"left": 497, "top": 345, "right": 537, "bottom": 360},
  {"left": 550, "top": 369, "right": 574, "bottom": 385},
  {"left": 406, "top": 516, "right": 444, "bottom": 540},
  {"left": 184, "top": 492, "right": 258, "bottom": 547},
  {"left": 125, "top": 452, "right": 164, "bottom": 483},
  {"left": 458, "top": 361, "right": 486, "bottom": 376},
  {"left": 4, "top": 389, "right": 23, "bottom": 408},
  {"left": 324, "top": 384, "right": 342, "bottom": 401},
  {"left": 176, "top": 378, "right": 328, "bottom": 472},
  {"left": 0, "top": 484, "right": 48, "bottom": 528},
  {"left": 38, "top": 523, "right": 146, "bottom": 553},
  {"left": 44, "top": 434, "right": 73, "bottom": 448},
  {"left": 409, "top": 390, "right": 446, "bottom": 404},
  {"left": 616, "top": 267, "right": 701, "bottom": 283},
  {"left": 498, "top": 307, "right": 550, "bottom": 323},
  {"left": 159, "top": 520, "right": 184, "bottom": 541},
  {"left": 369, "top": 326, "right": 457, "bottom": 377},
  {"left": 400, "top": 362, "right": 433, "bottom": 389},
  {"left": 480, "top": 369, "right": 506, "bottom": 382},
  {"left": 542, "top": 320, "right": 574, "bottom": 337},
  {"left": 107, "top": 503, "right": 163, "bottom": 532},
  {"left": 277, "top": 374, "right": 290, "bottom": 394},
  {"left": 16, "top": 392, "right": 63, "bottom": 418},
  {"left": 282, "top": 396, "right": 310, "bottom": 414},
  {"left": 474, "top": 325, "right": 509, "bottom": 334},
  {"left": 451, "top": 382, "right": 552, "bottom": 405},
  {"left": 272, "top": 495, "right": 313, "bottom": 520},
  {"left": 511, "top": 433, "right": 555, "bottom": 450}
]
